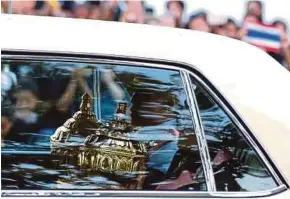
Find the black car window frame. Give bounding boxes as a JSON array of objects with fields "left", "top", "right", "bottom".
[{"left": 1, "top": 50, "right": 287, "bottom": 198}]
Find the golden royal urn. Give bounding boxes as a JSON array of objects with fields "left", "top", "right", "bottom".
[{"left": 50, "top": 93, "right": 148, "bottom": 188}]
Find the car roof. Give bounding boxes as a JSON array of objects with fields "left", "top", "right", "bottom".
[{"left": 2, "top": 14, "right": 290, "bottom": 183}]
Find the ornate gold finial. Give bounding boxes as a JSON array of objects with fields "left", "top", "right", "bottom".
[
  {"left": 50, "top": 93, "right": 100, "bottom": 142},
  {"left": 79, "top": 93, "right": 92, "bottom": 113},
  {"left": 73, "top": 93, "right": 97, "bottom": 122}
]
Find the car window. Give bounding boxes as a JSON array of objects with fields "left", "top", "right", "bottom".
[
  {"left": 191, "top": 77, "right": 278, "bottom": 192},
  {"left": 1, "top": 59, "right": 206, "bottom": 191}
]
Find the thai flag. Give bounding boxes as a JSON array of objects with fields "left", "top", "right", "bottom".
[{"left": 243, "top": 22, "right": 281, "bottom": 54}]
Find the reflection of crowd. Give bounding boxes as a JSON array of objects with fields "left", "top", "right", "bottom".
[
  {"left": 2, "top": 0, "right": 290, "bottom": 70},
  {"left": 1, "top": 67, "right": 91, "bottom": 144}
]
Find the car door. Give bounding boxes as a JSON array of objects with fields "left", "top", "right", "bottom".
[{"left": 1, "top": 50, "right": 289, "bottom": 199}]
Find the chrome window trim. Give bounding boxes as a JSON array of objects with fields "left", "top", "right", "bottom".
[
  {"left": 1, "top": 50, "right": 287, "bottom": 198},
  {"left": 180, "top": 71, "right": 216, "bottom": 191},
  {"left": 187, "top": 70, "right": 285, "bottom": 187},
  {"left": 1, "top": 185, "right": 287, "bottom": 198}
]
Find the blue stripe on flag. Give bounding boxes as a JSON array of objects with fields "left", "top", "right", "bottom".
[{"left": 247, "top": 29, "right": 281, "bottom": 42}]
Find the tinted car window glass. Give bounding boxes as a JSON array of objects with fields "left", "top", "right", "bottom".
[
  {"left": 1, "top": 59, "right": 206, "bottom": 191},
  {"left": 191, "top": 78, "right": 278, "bottom": 191}
]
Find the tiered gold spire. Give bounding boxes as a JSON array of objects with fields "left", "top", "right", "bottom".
[
  {"left": 72, "top": 93, "right": 97, "bottom": 122},
  {"left": 50, "top": 92, "right": 147, "bottom": 183}
]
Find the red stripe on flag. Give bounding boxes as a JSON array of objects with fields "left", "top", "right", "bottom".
[
  {"left": 248, "top": 42, "right": 280, "bottom": 54},
  {"left": 255, "top": 21, "right": 277, "bottom": 28}
]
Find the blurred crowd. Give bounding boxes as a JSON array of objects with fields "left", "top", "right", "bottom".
[{"left": 1, "top": 0, "right": 290, "bottom": 70}]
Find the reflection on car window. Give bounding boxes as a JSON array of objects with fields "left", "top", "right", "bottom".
[
  {"left": 191, "top": 78, "right": 278, "bottom": 192},
  {"left": 1, "top": 59, "right": 205, "bottom": 191}
]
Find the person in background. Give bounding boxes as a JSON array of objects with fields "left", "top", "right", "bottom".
[
  {"left": 159, "top": 13, "right": 177, "bottom": 28},
  {"left": 34, "top": 1, "right": 49, "bottom": 16},
  {"left": 225, "top": 18, "right": 239, "bottom": 39},
  {"left": 166, "top": 0, "right": 185, "bottom": 28},
  {"left": 102, "top": 0, "right": 123, "bottom": 21},
  {"left": 1, "top": 0, "right": 7, "bottom": 13},
  {"left": 245, "top": 0, "right": 264, "bottom": 22},
  {"left": 243, "top": 11, "right": 260, "bottom": 25},
  {"left": 111, "top": 1, "right": 123, "bottom": 21},
  {"left": 74, "top": 2, "right": 90, "bottom": 19},
  {"left": 120, "top": 10, "right": 139, "bottom": 23},
  {"left": 11, "top": 0, "right": 35, "bottom": 15},
  {"left": 207, "top": 13, "right": 228, "bottom": 36},
  {"left": 269, "top": 20, "right": 290, "bottom": 71},
  {"left": 144, "top": 16, "right": 160, "bottom": 26},
  {"left": 237, "top": 12, "right": 259, "bottom": 40},
  {"left": 59, "top": 1, "right": 75, "bottom": 18},
  {"left": 125, "top": 1, "right": 144, "bottom": 24},
  {"left": 98, "top": 1, "right": 116, "bottom": 21},
  {"left": 186, "top": 11, "right": 210, "bottom": 32},
  {"left": 34, "top": 0, "right": 65, "bottom": 17},
  {"left": 47, "top": 0, "right": 66, "bottom": 17},
  {"left": 88, "top": 1, "right": 101, "bottom": 20}
]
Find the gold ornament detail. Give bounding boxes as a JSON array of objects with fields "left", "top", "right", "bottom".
[{"left": 50, "top": 93, "right": 148, "bottom": 187}]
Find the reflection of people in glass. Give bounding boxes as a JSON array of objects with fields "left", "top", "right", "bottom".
[
  {"left": 1, "top": 68, "right": 94, "bottom": 144},
  {"left": 1, "top": 79, "right": 40, "bottom": 144},
  {"left": 1, "top": 64, "right": 17, "bottom": 102},
  {"left": 129, "top": 90, "right": 181, "bottom": 187},
  {"left": 14, "top": 80, "right": 39, "bottom": 125},
  {"left": 100, "top": 69, "right": 129, "bottom": 121},
  {"left": 129, "top": 89, "right": 204, "bottom": 190}
]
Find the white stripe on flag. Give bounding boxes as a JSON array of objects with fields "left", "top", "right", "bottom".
[
  {"left": 243, "top": 36, "right": 281, "bottom": 49},
  {"left": 246, "top": 23, "right": 281, "bottom": 35}
]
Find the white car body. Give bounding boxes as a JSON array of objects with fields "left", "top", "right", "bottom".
[{"left": 1, "top": 14, "right": 290, "bottom": 199}]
